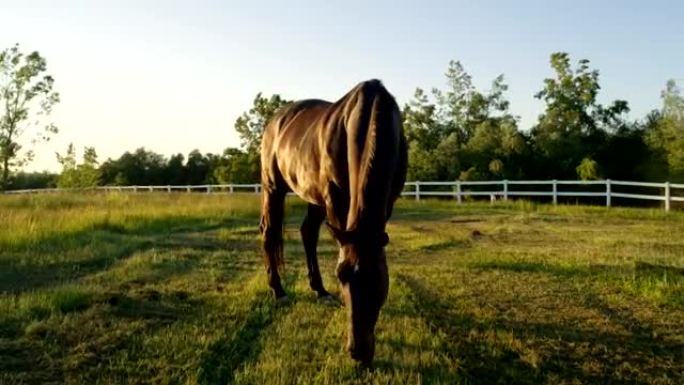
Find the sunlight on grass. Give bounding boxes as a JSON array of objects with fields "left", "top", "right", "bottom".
[{"left": 0, "top": 193, "right": 682, "bottom": 384}]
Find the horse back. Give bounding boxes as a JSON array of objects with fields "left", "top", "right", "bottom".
[{"left": 261, "top": 80, "right": 407, "bottom": 230}]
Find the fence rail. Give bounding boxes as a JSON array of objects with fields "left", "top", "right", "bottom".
[{"left": 4, "top": 179, "right": 683, "bottom": 211}]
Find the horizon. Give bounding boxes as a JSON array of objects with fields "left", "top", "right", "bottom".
[{"left": 2, "top": 0, "right": 683, "bottom": 173}]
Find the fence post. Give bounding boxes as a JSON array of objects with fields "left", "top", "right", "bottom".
[
  {"left": 503, "top": 179, "right": 508, "bottom": 201},
  {"left": 665, "top": 182, "right": 671, "bottom": 212},
  {"left": 254, "top": 185, "right": 260, "bottom": 193},
  {"left": 456, "top": 181, "right": 462, "bottom": 204},
  {"left": 167, "top": 185, "right": 171, "bottom": 193},
  {"left": 229, "top": 185, "right": 234, "bottom": 193},
  {"left": 415, "top": 181, "right": 421, "bottom": 201},
  {"left": 133, "top": 186, "right": 138, "bottom": 193},
  {"left": 606, "top": 179, "right": 611, "bottom": 208},
  {"left": 186, "top": 186, "right": 191, "bottom": 193},
  {"left": 207, "top": 185, "right": 212, "bottom": 194},
  {"left": 552, "top": 179, "right": 558, "bottom": 205}
]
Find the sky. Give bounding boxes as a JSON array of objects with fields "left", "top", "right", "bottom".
[{"left": 1, "top": 0, "right": 683, "bottom": 172}]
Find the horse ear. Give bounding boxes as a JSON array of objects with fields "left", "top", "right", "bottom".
[{"left": 380, "top": 232, "right": 389, "bottom": 247}]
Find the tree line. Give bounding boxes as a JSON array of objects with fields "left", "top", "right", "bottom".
[{"left": 2, "top": 44, "right": 683, "bottom": 191}]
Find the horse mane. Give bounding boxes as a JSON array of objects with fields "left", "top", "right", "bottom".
[{"left": 344, "top": 80, "right": 400, "bottom": 235}]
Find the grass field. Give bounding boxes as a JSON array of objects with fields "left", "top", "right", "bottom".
[{"left": 1, "top": 193, "right": 683, "bottom": 385}]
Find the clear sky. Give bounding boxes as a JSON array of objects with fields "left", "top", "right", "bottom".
[{"left": 2, "top": 0, "right": 683, "bottom": 172}]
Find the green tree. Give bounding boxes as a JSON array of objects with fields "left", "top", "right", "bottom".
[
  {"left": 403, "top": 87, "right": 443, "bottom": 181},
  {"left": 9, "top": 171, "right": 56, "bottom": 190},
  {"left": 184, "top": 149, "right": 210, "bottom": 185},
  {"left": 0, "top": 44, "right": 60, "bottom": 190},
  {"left": 531, "top": 52, "right": 629, "bottom": 178},
  {"left": 462, "top": 115, "right": 525, "bottom": 179},
  {"left": 212, "top": 148, "right": 258, "bottom": 184},
  {"left": 402, "top": 60, "right": 523, "bottom": 181},
  {"left": 433, "top": 62, "right": 512, "bottom": 145},
  {"left": 234, "top": 93, "right": 291, "bottom": 155},
  {"left": 164, "top": 153, "right": 185, "bottom": 185},
  {"left": 98, "top": 148, "right": 166, "bottom": 186},
  {"left": 402, "top": 87, "right": 443, "bottom": 150},
  {"left": 646, "top": 80, "right": 684, "bottom": 181},
  {"left": 576, "top": 157, "right": 600, "bottom": 180},
  {"left": 596, "top": 118, "right": 654, "bottom": 181},
  {"left": 56, "top": 144, "right": 101, "bottom": 188},
  {"left": 232, "top": 93, "right": 290, "bottom": 183}
]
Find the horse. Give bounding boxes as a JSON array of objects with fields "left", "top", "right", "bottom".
[{"left": 259, "top": 79, "right": 407, "bottom": 364}]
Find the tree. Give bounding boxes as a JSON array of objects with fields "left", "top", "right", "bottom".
[
  {"left": 403, "top": 87, "right": 444, "bottom": 181},
  {"left": 184, "top": 149, "right": 210, "bottom": 185},
  {"left": 9, "top": 171, "right": 56, "bottom": 190},
  {"left": 597, "top": 118, "right": 654, "bottom": 181},
  {"left": 0, "top": 44, "right": 60, "bottom": 190},
  {"left": 56, "top": 143, "right": 101, "bottom": 188},
  {"left": 164, "top": 153, "right": 185, "bottom": 185},
  {"left": 462, "top": 115, "right": 526, "bottom": 179},
  {"left": 232, "top": 93, "right": 290, "bottom": 183},
  {"left": 576, "top": 157, "right": 600, "bottom": 180},
  {"left": 78, "top": 147, "right": 101, "bottom": 187},
  {"left": 98, "top": 148, "right": 167, "bottom": 186},
  {"left": 646, "top": 80, "right": 684, "bottom": 181},
  {"left": 433, "top": 61, "right": 512, "bottom": 145},
  {"left": 531, "top": 52, "right": 629, "bottom": 178},
  {"left": 402, "top": 60, "right": 523, "bottom": 181},
  {"left": 212, "top": 148, "right": 257, "bottom": 184},
  {"left": 234, "top": 93, "right": 291, "bottom": 155}
]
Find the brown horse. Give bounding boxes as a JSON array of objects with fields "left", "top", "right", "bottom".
[{"left": 259, "top": 79, "right": 407, "bottom": 364}]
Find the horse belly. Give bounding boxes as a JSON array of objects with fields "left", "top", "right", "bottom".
[{"left": 277, "top": 156, "right": 326, "bottom": 206}]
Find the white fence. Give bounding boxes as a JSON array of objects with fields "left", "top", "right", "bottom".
[
  {"left": 4, "top": 179, "right": 684, "bottom": 211},
  {"left": 406, "top": 180, "right": 684, "bottom": 212}
]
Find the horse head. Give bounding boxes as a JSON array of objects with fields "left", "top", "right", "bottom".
[{"left": 327, "top": 223, "right": 389, "bottom": 364}]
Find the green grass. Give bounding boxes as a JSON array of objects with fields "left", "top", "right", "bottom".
[{"left": 0, "top": 193, "right": 682, "bottom": 384}]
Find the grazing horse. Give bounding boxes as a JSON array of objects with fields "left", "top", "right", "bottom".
[{"left": 259, "top": 79, "right": 407, "bottom": 364}]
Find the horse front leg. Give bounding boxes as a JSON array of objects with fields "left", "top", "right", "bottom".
[
  {"left": 260, "top": 187, "right": 287, "bottom": 300},
  {"left": 300, "top": 204, "right": 332, "bottom": 299}
]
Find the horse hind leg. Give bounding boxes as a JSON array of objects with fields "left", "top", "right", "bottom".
[
  {"left": 300, "top": 204, "right": 331, "bottom": 298},
  {"left": 260, "top": 187, "right": 287, "bottom": 299}
]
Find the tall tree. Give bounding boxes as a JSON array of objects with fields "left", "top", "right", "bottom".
[
  {"left": 0, "top": 44, "right": 60, "bottom": 190},
  {"left": 531, "top": 52, "right": 629, "bottom": 178},
  {"left": 184, "top": 149, "right": 210, "bottom": 185},
  {"left": 234, "top": 93, "right": 291, "bottom": 155},
  {"left": 646, "top": 80, "right": 684, "bottom": 181},
  {"left": 56, "top": 144, "right": 101, "bottom": 188},
  {"left": 164, "top": 153, "right": 186, "bottom": 185},
  {"left": 402, "top": 60, "right": 523, "bottom": 181},
  {"left": 9, "top": 171, "right": 56, "bottom": 190},
  {"left": 403, "top": 87, "right": 443, "bottom": 181},
  {"left": 100, "top": 148, "right": 167, "bottom": 186},
  {"left": 232, "top": 93, "right": 290, "bottom": 182},
  {"left": 212, "top": 147, "right": 257, "bottom": 184}
]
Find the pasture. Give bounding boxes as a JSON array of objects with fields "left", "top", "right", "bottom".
[{"left": 0, "top": 193, "right": 682, "bottom": 384}]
